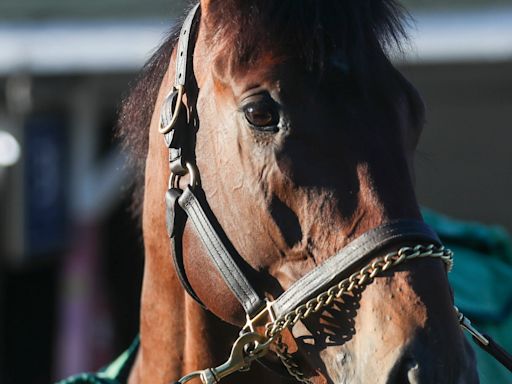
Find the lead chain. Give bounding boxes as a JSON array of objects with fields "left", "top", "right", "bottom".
[
  {"left": 274, "top": 335, "right": 312, "bottom": 384},
  {"left": 265, "top": 244, "right": 453, "bottom": 382}
]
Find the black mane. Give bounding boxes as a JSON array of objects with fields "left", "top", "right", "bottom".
[
  {"left": 117, "top": 0, "right": 409, "bottom": 215},
  {"left": 206, "top": 0, "right": 407, "bottom": 71}
]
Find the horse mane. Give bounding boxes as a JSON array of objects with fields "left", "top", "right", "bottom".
[{"left": 117, "top": 0, "right": 409, "bottom": 216}]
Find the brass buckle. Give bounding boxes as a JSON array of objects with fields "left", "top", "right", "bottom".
[
  {"left": 159, "top": 84, "right": 185, "bottom": 134},
  {"left": 168, "top": 162, "right": 200, "bottom": 190},
  {"left": 243, "top": 299, "right": 276, "bottom": 335}
]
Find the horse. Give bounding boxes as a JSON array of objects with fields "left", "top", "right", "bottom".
[{"left": 118, "top": 1, "right": 479, "bottom": 383}]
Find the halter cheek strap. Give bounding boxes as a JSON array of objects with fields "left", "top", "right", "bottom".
[
  {"left": 160, "top": 3, "right": 199, "bottom": 137},
  {"left": 177, "top": 187, "right": 264, "bottom": 315}
]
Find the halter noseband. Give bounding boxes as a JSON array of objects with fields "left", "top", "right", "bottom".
[{"left": 157, "top": 4, "right": 512, "bottom": 383}]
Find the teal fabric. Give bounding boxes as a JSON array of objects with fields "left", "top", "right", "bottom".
[
  {"left": 56, "top": 336, "right": 139, "bottom": 384},
  {"left": 423, "top": 209, "right": 512, "bottom": 383},
  {"left": 58, "top": 210, "right": 512, "bottom": 383}
]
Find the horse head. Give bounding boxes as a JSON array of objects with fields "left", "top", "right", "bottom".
[{"left": 120, "top": 1, "right": 479, "bottom": 383}]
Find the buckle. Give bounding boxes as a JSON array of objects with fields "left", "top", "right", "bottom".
[
  {"left": 243, "top": 299, "right": 276, "bottom": 334},
  {"left": 168, "top": 161, "right": 200, "bottom": 190},
  {"left": 159, "top": 84, "right": 185, "bottom": 134}
]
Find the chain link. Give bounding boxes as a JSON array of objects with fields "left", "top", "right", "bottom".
[
  {"left": 265, "top": 244, "right": 453, "bottom": 382},
  {"left": 274, "top": 335, "right": 312, "bottom": 384}
]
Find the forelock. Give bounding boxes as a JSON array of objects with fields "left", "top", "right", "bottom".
[{"left": 204, "top": 0, "right": 408, "bottom": 75}]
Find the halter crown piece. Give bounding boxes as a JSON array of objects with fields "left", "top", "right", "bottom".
[{"left": 158, "top": 4, "right": 512, "bottom": 383}]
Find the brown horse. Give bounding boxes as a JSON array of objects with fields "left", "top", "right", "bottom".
[{"left": 118, "top": 1, "right": 478, "bottom": 383}]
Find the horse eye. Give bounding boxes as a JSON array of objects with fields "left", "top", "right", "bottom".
[{"left": 243, "top": 103, "right": 279, "bottom": 132}]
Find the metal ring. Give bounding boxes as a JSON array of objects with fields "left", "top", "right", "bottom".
[
  {"left": 159, "top": 84, "right": 185, "bottom": 134},
  {"left": 169, "top": 173, "right": 181, "bottom": 189},
  {"left": 186, "top": 162, "right": 200, "bottom": 187},
  {"left": 178, "top": 370, "right": 203, "bottom": 384},
  {"left": 169, "top": 163, "right": 199, "bottom": 189}
]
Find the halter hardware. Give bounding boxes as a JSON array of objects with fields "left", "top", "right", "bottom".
[
  {"left": 455, "top": 306, "right": 489, "bottom": 346},
  {"left": 159, "top": 84, "right": 185, "bottom": 134},
  {"left": 177, "top": 332, "right": 272, "bottom": 384},
  {"left": 243, "top": 299, "right": 276, "bottom": 335},
  {"left": 169, "top": 162, "right": 200, "bottom": 190},
  {"left": 456, "top": 307, "right": 512, "bottom": 372}
]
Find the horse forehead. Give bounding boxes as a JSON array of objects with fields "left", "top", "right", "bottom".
[
  {"left": 210, "top": 50, "right": 289, "bottom": 89},
  {"left": 208, "top": 51, "right": 349, "bottom": 101}
]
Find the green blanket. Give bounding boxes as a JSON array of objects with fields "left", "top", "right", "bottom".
[
  {"left": 423, "top": 209, "right": 512, "bottom": 383},
  {"left": 58, "top": 210, "right": 512, "bottom": 384},
  {"left": 56, "top": 336, "right": 139, "bottom": 384}
]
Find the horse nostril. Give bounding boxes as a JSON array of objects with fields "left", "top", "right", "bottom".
[
  {"left": 405, "top": 360, "right": 420, "bottom": 383},
  {"left": 391, "top": 357, "right": 422, "bottom": 384}
]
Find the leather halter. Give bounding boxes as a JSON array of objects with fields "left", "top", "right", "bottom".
[
  {"left": 160, "top": 2, "right": 440, "bottom": 321},
  {"left": 158, "top": 3, "right": 512, "bottom": 382}
]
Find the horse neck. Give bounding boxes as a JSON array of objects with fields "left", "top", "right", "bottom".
[{"left": 135, "top": 265, "right": 228, "bottom": 382}]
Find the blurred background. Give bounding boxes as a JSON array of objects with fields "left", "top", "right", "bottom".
[{"left": 0, "top": 0, "right": 511, "bottom": 383}]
